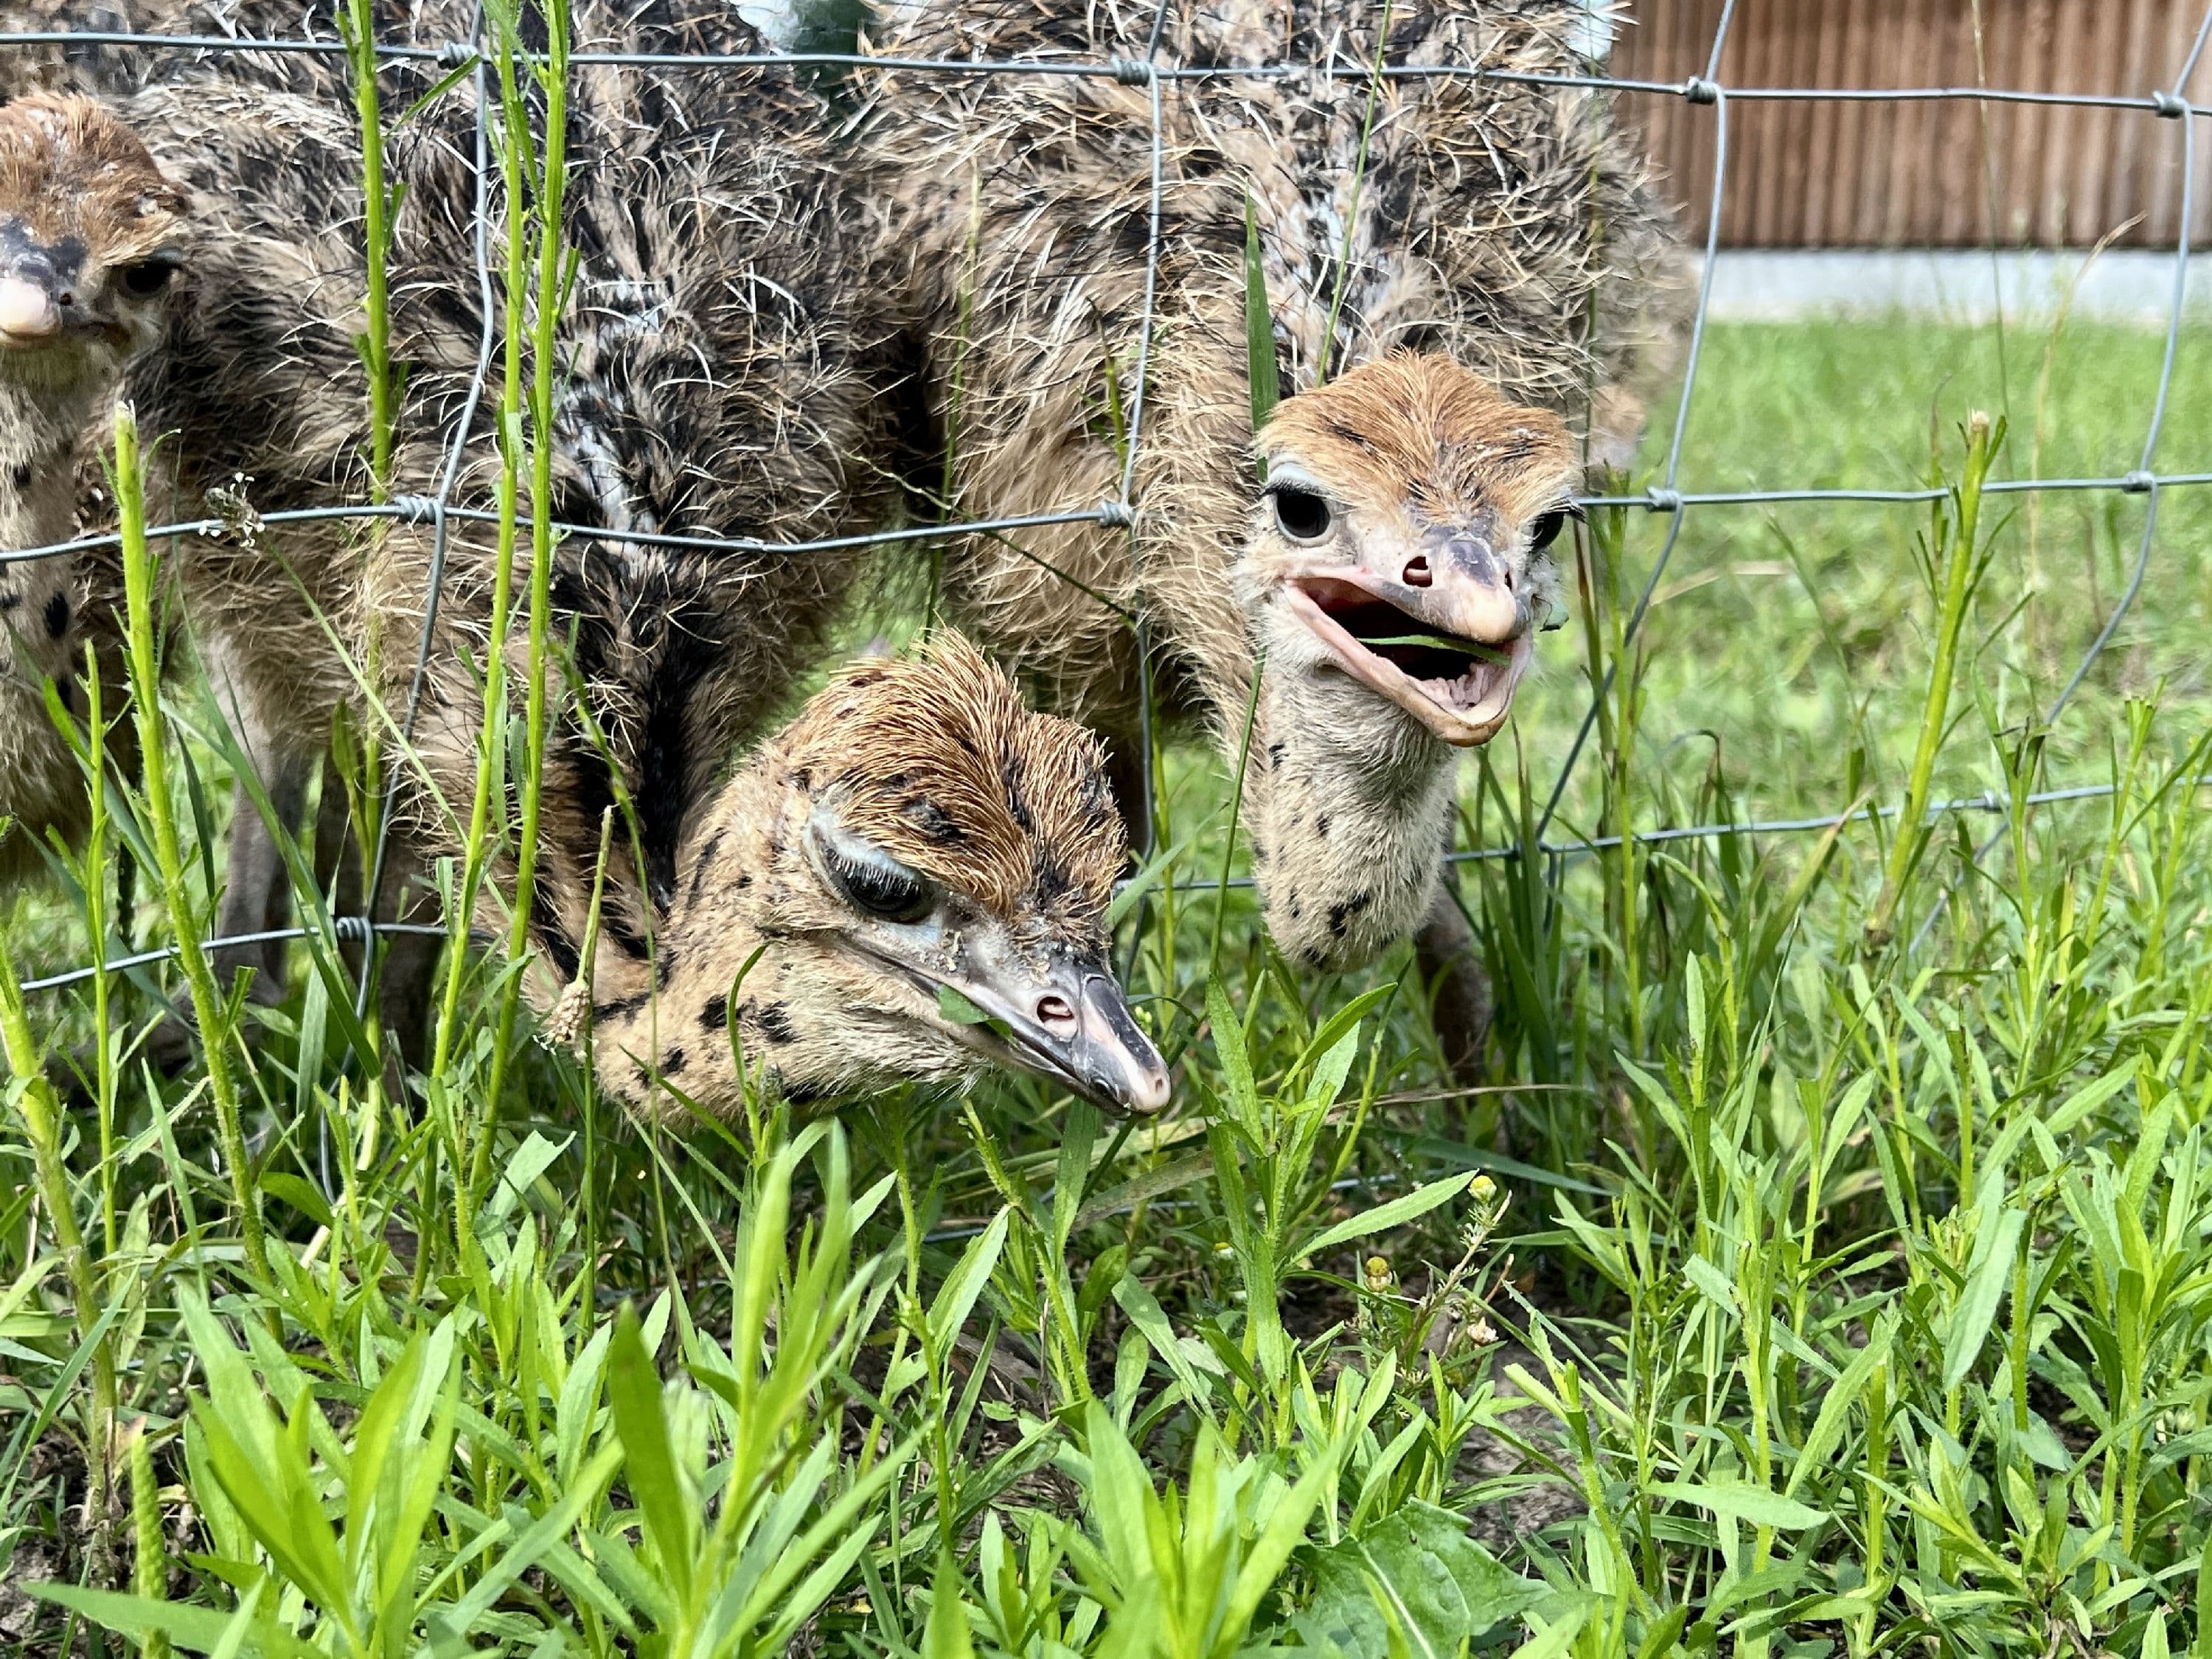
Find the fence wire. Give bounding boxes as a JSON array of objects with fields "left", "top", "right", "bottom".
[{"left": 12, "top": 1, "right": 2212, "bottom": 996}]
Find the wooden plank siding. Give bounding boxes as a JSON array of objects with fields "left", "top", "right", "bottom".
[{"left": 1607, "top": 0, "right": 2212, "bottom": 246}]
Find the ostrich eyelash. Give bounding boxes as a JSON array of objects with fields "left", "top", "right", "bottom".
[{"left": 821, "top": 839, "right": 935, "bottom": 922}]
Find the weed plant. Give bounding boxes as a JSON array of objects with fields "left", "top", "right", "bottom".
[{"left": 10, "top": 17, "right": 2212, "bottom": 1657}]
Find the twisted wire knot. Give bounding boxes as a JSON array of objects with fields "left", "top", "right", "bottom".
[
  {"left": 1098, "top": 499, "right": 1137, "bottom": 528},
  {"left": 1682, "top": 76, "right": 1720, "bottom": 105},
  {"left": 332, "top": 915, "right": 375, "bottom": 944},
  {"left": 1644, "top": 487, "right": 1683, "bottom": 513},
  {"left": 2122, "top": 469, "right": 2157, "bottom": 493},
  {"left": 2152, "top": 89, "right": 2189, "bottom": 117},
  {"left": 389, "top": 493, "right": 442, "bottom": 525},
  {"left": 1107, "top": 57, "right": 1153, "bottom": 85},
  {"left": 435, "top": 38, "right": 474, "bottom": 69}
]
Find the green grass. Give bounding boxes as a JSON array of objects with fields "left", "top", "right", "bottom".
[{"left": 13, "top": 294, "right": 2212, "bottom": 1658}]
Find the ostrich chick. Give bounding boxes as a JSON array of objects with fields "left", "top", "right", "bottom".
[
  {"left": 859, "top": 0, "right": 1666, "bottom": 1068},
  {"left": 549, "top": 636, "right": 1172, "bottom": 1117},
  {"left": 10, "top": 0, "right": 916, "bottom": 1050},
  {"left": 1241, "top": 357, "right": 1575, "bottom": 958},
  {"left": 0, "top": 93, "right": 185, "bottom": 882}
]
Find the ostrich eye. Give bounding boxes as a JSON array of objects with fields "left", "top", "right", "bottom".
[
  {"left": 115, "top": 254, "right": 179, "bottom": 299},
  {"left": 1528, "top": 508, "right": 1571, "bottom": 552},
  {"left": 1270, "top": 485, "right": 1333, "bottom": 543},
  {"left": 821, "top": 840, "right": 936, "bottom": 924}
]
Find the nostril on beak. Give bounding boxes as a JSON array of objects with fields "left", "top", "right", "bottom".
[
  {"left": 1402, "top": 556, "right": 1433, "bottom": 589},
  {"left": 1037, "top": 992, "right": 1077, "bottom": 1030}
]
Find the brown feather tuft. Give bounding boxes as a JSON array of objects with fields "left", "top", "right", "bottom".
[
  {"left": 0, "top": 92, "right": 185, "bottom": 262},
  {"left": 787, "top": 631, "right": 1124, "bottom": 928},
  {"left": 1261, "top": 353, "right": 1573, "bottom": 527}
]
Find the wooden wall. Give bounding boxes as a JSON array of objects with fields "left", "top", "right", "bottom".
[{"left": 1609, "top": 0, "right": 2212, "bottom": 247}]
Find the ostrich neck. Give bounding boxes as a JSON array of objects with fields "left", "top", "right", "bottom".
[
  {"left": 1242, "top": 660, "right": 1461, "bottom": 970},
  {"left": 0, "top": 375, "right": 97, "bottom": 550},
  {"left": 582, "top": 761, "right": 782, "bottom": 1115}
]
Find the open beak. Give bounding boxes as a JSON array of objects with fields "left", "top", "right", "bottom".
[
  {"left": 1281, "top": 522, "right": 1535, "bottom": 746},
  {"left": 936, "top": 939, "right": 1172, "bottom": 1116}
]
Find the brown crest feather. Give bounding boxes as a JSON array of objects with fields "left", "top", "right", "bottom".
[
  {"left": 785, "top": 632, "right": 1125, "bottom": 928},
  {"left": 1259, "top": 353, "right": 1575, "bottom": 527},
  {"left": 0, "top": 92, "right": 186, "bottom": 262}
]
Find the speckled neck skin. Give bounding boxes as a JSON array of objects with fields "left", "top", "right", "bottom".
[
  {"left": 0, "top": 372, "right": 106, "bottom": 880},
  {"left": 1242, "top": 660, "right": 1462, "bottom": 972}
]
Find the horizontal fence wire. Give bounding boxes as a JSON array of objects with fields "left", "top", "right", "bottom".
[
  {"left": 10, "top": 3, "right": 2212, "bottom": 993},
  {"left": 13, "top": 476, "right": 2212, "bottom": 569},
  {"left": 18, "top": 922, "right": 450, "bottom": 995},
  {"left": 17, "top": 29, "right": 2212, "bottom": 108},
  {"left": 27, "top": 772, "right": 2182, "bottom": 985}
]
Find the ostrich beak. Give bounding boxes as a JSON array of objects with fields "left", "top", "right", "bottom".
[
  {"left": 0, "top": 274, "right": 60, "bottom": 345},
  {"left": 936, "top": 936, "right": 1172, "bottom": 1116},
  {"left": 1282, "top": 518, "right": 1534, "bottom": 747}
]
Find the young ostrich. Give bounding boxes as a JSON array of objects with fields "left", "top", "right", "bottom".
[
  {"left": 0, "top": 93, "right": 185, "bottom": 883},
  {"left": 547, "top": 634, "right": 1171, "bottom": 1116},
  {"left": 14, "top": 0, "right": 917, "bottom": 1046},
  {"left": 859, "top": 0, "right": 1674, "bottom": 1069}
]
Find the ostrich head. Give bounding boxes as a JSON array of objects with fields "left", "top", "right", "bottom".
[
  {"left": 1231, "top": 353, "right": 1578, "bottom": 970},
  {"left": 591, "top": 633, "right": 1172, "bottom": 1118},
  {"left": 0, "top": 93, "right": 186, "bottom": 408},
  {"left": 1244, "top": 353, "right": 1578, "bottom": 749}
]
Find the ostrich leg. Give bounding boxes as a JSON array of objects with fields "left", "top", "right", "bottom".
[
  {"left": 210, "top": 746, "right": 312, "bottom": 1004},
  {"left": 316, "top": 768, "right": 436, "bottom": 1082},
  {"left": 1413, "top": 847, "right": 1492, "bottom": 1085}
]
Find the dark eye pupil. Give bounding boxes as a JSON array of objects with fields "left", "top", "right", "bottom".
[
  {"left": 1272, "top": 487, "right": 1332, "bottom": 541},
  {"left": 1529, "top": 509, "right": 1568, "bottom": 552},
  {"left": 119, "top": 260, "right": 174, "bottom": 297},
  {"left": 828, "top": 846, "right": 931, "bottom": 922}
]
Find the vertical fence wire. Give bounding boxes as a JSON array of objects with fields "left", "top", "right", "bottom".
[
  {"left": 355, "top": 1, "right": 500, "bottom": 1028},
  {"left": 1537, "top": 0, "right": 1738, "bottom": 839}
]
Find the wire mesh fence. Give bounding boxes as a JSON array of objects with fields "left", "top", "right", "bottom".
[{"left": 9, "top": 0, "right": 2212, "bottom": 993}]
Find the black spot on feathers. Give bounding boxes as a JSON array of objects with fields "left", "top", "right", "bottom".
[
  {"left": 1032, "top": 855, "right": 1071, "bottom": 903},
  {"left": 1325, "top": 890, "right": 1374, "bottom": 939},
  {"left": 754, "top": 1002, "right": 796, "bottom": 1043},
  {"left": 687, "top": 830, "right": 725, "bottom": 906},
  {"left": 908, "top": 798, "right": 964, "bottom": 844},
  {"left": 534, "top": 873, "right": 582, "bottom": 980}
]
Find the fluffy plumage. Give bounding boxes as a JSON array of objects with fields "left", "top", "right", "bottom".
[
  {"left": 0, "top": 92, "right": 184, "bottom": 881},
  {"left": 3, "top": 15, "right": 1169, "bottom": 1116},
  {"left": 9, "top": 0, "right": 919, "bottom": 1026},
  {"left": 858, "top": 0, "right": 1675, "bottom": 982}
]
